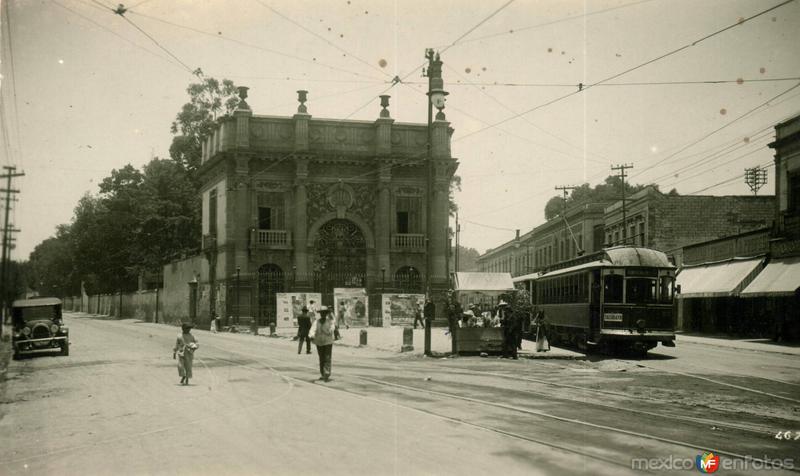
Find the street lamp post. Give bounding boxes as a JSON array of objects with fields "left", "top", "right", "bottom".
[{"left": 423, "top": 48, "right": 447, "bottom": 357}]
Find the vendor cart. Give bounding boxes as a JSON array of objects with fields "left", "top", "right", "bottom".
[{"left": 453, "top": 272, "right": 515, "bottom": 354}]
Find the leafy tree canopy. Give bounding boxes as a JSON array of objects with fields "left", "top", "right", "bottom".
[
  {"left": 543, "top": 175, "right": 664, "bottom": 220},
  {"left": 169, "top": 74, "right": 239, "bottom": 176}
]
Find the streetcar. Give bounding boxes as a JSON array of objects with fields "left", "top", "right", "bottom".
[{"left": 513, "top": 246, "right": 676, "bottom": 354}]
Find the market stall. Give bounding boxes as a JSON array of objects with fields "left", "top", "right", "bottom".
[{"left": 452, "top": 272, "right": 515, "bottom": 354}]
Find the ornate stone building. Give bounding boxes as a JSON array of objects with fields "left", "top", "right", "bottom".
[{"left": 196, "top": 88, "right": 458, "bottom": 323}]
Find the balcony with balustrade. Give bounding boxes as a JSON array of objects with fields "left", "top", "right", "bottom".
[
  {"left": 391, "top": 233, "right": 426, "bottom": 252},
  {"left": 250, "top": 229, "right": 292, "bottom": 250}
]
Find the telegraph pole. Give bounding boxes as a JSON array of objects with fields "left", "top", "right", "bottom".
[
  {"left": 611, "top": 164, "right": 633, "bottom": 245},
  {"left": 454, "top": 211, "right": 460, "bottom": 273},
  {"left": 555, "top": 185, "right": 577, "bottom": 259},
  {"left": 0, "top": 166, "right": 24, "bottom": 332}
]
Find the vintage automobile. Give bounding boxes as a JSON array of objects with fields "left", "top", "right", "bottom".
[{"left": 11, "top": 297, "right": 69, "bottom": 359}]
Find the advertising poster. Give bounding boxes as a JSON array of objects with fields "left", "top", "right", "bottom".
[
  {"left": 333, "top": 288, "right": 368, "bottom": 327},
  {"left": 276, "top": 293, "right": 322, "bottom": 328},
  {"left": 381, "top": 294, "right": 425, "bottom": 327}
]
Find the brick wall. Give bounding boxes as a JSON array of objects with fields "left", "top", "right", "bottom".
[{"left": 651, "top": 195, "right": 774, "bottom": 254}]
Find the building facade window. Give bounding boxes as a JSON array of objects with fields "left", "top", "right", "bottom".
[
  {"left": 257, "top": 192, "right": 284, "bottom": 230},
  {"left": 396, "top": 196, "right": 421, "bottom": 234}
]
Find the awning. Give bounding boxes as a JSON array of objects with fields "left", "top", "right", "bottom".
[
  {"left": 454, "top": 272, "right": 515, "bottom": 292},
  {"left": 677, "top": 257, "right": 765, "bottom": 298},
  {"left": 741, "top": 257, "right": 800, "bottom": 297}
]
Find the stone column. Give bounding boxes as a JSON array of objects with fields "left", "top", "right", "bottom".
[
  {"left": 293, "top": 157, "right": 310, "bottom": 289},
  {"left": 374, "top": 96, "right": 394, "bottom": 289},
  {"left": 376, "top": 167, "right": 392, "bottom": 275},
  {"left": 430, "top": 178, "right": 450, "bottom": 287}
]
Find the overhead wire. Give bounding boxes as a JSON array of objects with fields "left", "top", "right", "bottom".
[
  {"left": 251, "top": 0, "right": 392, "bottom": 80},
  {"left": 342, "top": 0, "right": 519, "bottom": 119},
  {"left": 406, "top": 76, "right": 800, "bottom": 88},
  {"left": 443, "top": 63, "right": 611, "bottom": 166},
  {"left": 401, "top": 80, "right": 606, "bottom": 169},
  {"left": 686, "top": 161, "right": 774, "bottom": 195},
  {"left": 446, "top": 0, "right": 657, "bottom": 47},
  {"left": 129, "top": 10, "right": 384, "bottom": 81},
  {"left": 455, "top": 0, "right": 796, "bottom": 143},
  {"left": 115, "top": 13, "right": 196, "bottom": 75},
  {"left": 647, "top": 129, "right": 775, "bottom": 184},
  {"left": 2, "top": 0, "right": 24, "bottom": 169},
  {"left": 631, "top": 80, "right": 800, "bottom": 181},
  {"left": 51, "top": 0, "right": 185, "bottom": 73}
]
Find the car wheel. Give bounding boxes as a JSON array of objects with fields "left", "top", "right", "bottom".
[
  {"left": 60, "top": 343, "right": 69, "bottom": 356},
  {"left": 12, "top": 351, "right": 19, "bottom": 360}
]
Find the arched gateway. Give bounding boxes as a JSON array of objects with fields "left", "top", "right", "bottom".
[{"left": 313, "top": 219, "right": 366, "bottom": 293}]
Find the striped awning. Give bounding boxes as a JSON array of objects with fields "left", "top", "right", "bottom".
[
  {"left": 677, "top": 257, "right": 765, "bottom": 298},
  {"left": 741, "top": 257, "right": 800, "bottom": 297}
]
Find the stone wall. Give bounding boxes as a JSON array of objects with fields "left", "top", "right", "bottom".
[{"left": 162, "top": 255, "right": 206, "bottom": 326}]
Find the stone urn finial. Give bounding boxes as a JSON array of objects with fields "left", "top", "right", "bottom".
[
  {"left": 297, "top": 90, "right": 308, "bottom": 113},
  {"left": 236, "top": 86, "right": 250, "bottom": 110},
  {"left": 379, "top": 95, "right": 391, "bottom": 118}
]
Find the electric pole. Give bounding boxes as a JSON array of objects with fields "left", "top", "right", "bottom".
[
  {"left": 455, "top": 211, "right": 460, "bottom": 273},
  {"left": 555, "top": 185, "right": 577, "bottom": 259},
  {"left": 611, "top": 164, "right": 634, "bottom": 245},
  {"left": 0, "top": 166, "right": 24, "bottom": 332},
  {"left": 744, "top": 166, "right": 768, "bottom": 196}
]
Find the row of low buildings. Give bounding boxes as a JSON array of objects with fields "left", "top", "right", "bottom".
[{"left": 477, "top": 113, "right": 800, "bottom": 341}]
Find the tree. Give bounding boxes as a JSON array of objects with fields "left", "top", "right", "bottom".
[
  {"left": 29, "top": 225, "right": 80, "bottom": 296},
  {"left": 543, "top": 175, "right": 663, "bottom": 220},
  {"left": 454, "top": 246, "right": 480, "bottom": 271},
  {"left": 170, "top": 75, "right": 239, "bottom": 176},
  {"left": 449, "top": 174, "right": 461, "bottom": 216}
]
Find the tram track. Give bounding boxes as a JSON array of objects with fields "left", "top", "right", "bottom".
[
  {"left": 199, "top": 341, "right": 798, "bottom": 473},
  {"left": 60, "top": 316, "right": 799, "bottom": 472}
]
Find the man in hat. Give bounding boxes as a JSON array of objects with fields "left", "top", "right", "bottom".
[
  {"left": 297, "top": 306, "right": 313, "bottom": 354},
  {"left": 499, "top": 300, "right": 518, "bottom": 359},
  {"left": 313, "top": 306, "right": 336, "bottom": 381}
]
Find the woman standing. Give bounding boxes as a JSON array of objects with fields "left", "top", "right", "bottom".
[
  {"left": 313, "top": 306, "right": 336, "bottom": 382},
  {"left": 533, "top": 311, "right": 550, "bottom": 353},
  {"left": 173, "top": 322, "right": 199, "bottom": 385}
]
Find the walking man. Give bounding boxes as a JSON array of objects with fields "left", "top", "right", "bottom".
[
  {"left": 297, "top": 306, "right": 313, "bottom": 354},
  {"left": 314, "top": 306, "right": 336, "bottom": 382}
]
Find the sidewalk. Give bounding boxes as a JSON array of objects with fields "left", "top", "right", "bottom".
[
  {"left": 675, "top": 333, "right": 800, "bottom": 356},
  {"left": 267, "top": 325, "right": 584, "bottom": 359}
]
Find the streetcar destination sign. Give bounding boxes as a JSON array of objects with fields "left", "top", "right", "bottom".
[{"left": 604, "top": 313, "right": 623, "bottom": 322}]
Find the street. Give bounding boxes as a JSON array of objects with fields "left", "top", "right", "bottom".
[{"left": 1, "top": 313, "right": 798, "bottom": 476}]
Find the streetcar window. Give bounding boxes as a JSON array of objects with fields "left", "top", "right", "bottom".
[
  {"left": 604, "top": 274, "right": 623, "bottom": 303},
  {"left": 659, "top": 276, "right": 674, "bottom": 303},
  {"left": 626, "top": 278, "right": 657, "bottom": 303}
]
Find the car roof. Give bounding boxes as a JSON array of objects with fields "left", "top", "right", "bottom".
[{"left": 11, "top": 297, "right": 62, "bottom": 308}]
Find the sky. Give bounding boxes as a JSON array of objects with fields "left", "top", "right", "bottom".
[{"left": 2, "top": 0, "right": 799, "bottom": 260}]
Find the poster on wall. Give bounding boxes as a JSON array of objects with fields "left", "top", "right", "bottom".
[
  {"left": 381, "top": 294, "right": 425, "bottom": 327},
  {"left": 333, "top": 288, "right": 368, "bottom": 327},
  {"left": 276, "top": 293, "right": 322, "bottom": 328}
]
